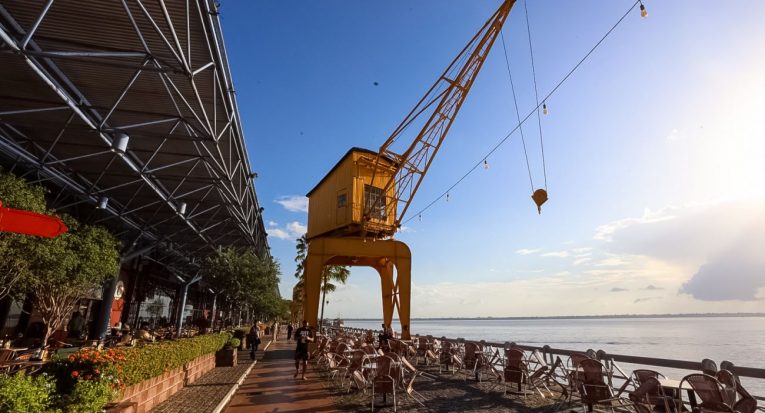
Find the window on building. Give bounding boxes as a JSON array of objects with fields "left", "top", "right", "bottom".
[
  {"left": 337, "top": 192, "right": 347, "bottom": 208},
  {"left": 364, "top": 184, "right": 386, "bottom": 220}
]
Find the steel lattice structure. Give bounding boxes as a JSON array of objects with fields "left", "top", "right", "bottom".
[{"left": 0, "top": 0, "right": 268, "bottom": 263}]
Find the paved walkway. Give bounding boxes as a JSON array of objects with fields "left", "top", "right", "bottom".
[
  {"left": 149, "top": 348, "right": 259, "bottom": 413},
  {"left": 224, "top": 339, "right": 340, "bottom": 413}
]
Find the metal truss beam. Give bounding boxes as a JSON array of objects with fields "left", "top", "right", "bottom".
[{"left": 0, "top": 1, "right": 268, "bottom": 258}]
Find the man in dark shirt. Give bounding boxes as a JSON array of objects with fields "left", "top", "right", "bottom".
[
  {"left": 378, "top": 323, "right": 391, "bottom": 352},
  {"left": 293, "top": 320, "right": 314, "bottom": 380}
]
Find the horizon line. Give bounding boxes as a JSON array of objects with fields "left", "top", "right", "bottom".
[{"left": 339, "top": 312, "right": 765, "bottom": 321}]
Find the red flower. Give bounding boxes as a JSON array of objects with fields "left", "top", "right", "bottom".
[
  {"left": 68, "top": 355, "right": 75, "bottom": 361},
  {"left": 71, "top": 371, "right": 79, "bottom": 378}
]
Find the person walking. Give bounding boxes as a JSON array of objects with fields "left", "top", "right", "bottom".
[
  {"left": 293, "top": 320, "right": 314, "bottom": 380},
  {"left": 287, "top": 323, "right": 294, "bottom": 340},
  {"left": 249, "top": 323, "right": 262, "bottom": 359}
]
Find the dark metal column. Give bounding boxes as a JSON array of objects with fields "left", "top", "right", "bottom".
[
  {"left": 94, "top": 245, "right": 156, "bottom": 342},
  {"left": 175, "top": 274, "right": 202, "bottom": 336},
  {"left": 94, "top": 271, "right": 119, "bottom": 342}
]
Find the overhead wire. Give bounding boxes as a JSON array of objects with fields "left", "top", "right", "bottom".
[
  {"left": 523, "top": 0, "right": 548, "bottom": 191},
  {"left": 402, "top": 0, "right": 641, "bottom": 226},
  {"left": 499, "top": 30, "right": 534, "bottom": 192}
]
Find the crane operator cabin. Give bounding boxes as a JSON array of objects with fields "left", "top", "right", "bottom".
[{"left": 306, "top": 148, "right": 398, "bottom": 241}]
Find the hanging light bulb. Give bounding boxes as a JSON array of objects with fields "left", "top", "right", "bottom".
[
  {"left": 639, "top": 1, "right": 648, "bottom": 18},
  {"left": 542, "top": 102, "right": 549, "bottom": 115},
  {"left": 446, "top": 193, "right": 450, "bottom": 202},
  {"left": 483, "top": 159, "right": 489, "bottom": 169},
  {"left": 418, "top": 214, "right": 422, "bottom": 222}
]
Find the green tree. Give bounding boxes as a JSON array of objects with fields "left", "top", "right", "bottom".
[
  {"left": 24, "top": 217, "right": 120, "bottom": 346},
  {"left": 294, "top": 234, "right": 307, "bottom": 280},
  {"left": 0, "top": 170, "right": 48, "bottom": 300},
  {"left": 249, "top": 254, "right": 282, "bottom": 319},
  {"left": 204, "top": 247, "right": 283, "bottom": 322}
]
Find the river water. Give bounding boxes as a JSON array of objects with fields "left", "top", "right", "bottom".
[{"left": 344, "top": 317, "right": 765, "bottom": 396}]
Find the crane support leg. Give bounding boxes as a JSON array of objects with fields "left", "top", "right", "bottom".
[
  {"left": 302, "top": 236, "right": 412, "bottom": 339},
  {"left": 377, "top": 261, "right": 395, "bottom": 329},
  {"left": 303, "top": 253, "right": 325, "bottom": 332},
  {"left": 394, "top": 256, "right": 412, "bottom": 339}
]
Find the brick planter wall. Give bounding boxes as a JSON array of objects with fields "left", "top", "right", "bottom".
[
  {"left": 185, "top": 353, "right": 215, "bottom": 385},
  {"left": 109, "top": 353, "right": 217, "bottom": 413}
]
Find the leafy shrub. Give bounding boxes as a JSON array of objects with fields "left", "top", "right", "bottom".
[
  {"left": 60, "top": 379, "right": 114, "bottom": 413},
  {"left": 233, "top": 328, "right": 247, "bottom": 340},
  {"left": 227, "top": 338, "right": 241, "bottom": 348},
  {"left": 0, "top": 372, "right": 56, "bottom": 413},
  {"left": 120, "top": 332, "right": 231, "bottom": 385}
]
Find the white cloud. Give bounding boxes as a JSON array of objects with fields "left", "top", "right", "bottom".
[
  {"left": 666, "top": 128, "right": 683, "bottom": 141},
  {"left": 680, "top": 225, "right": 765, "bottom": 301},
  {"left": 267, "top": 228, "right": 291, "bottom": 240},
  {"left": 515, "top": 248, "right": 540, "bottom": 256},
  {"left": 573, "top": 257, "right": 592, "bottom": 266},
  {"left": 594, "top": 207, "right": 677, "bottom": 242},
  {"left": 540, "top": 251, "right": 570, "bottom": 258},
  {"left": 286, "top": 221, "right": 307, "bottom": 236},
  {"left": 267, "top": 221, "right": 307, "bottom": 241},
  {"left": 320, "top": 253, "right": 765, "bottom": 318},
  {"left": 555, "top": 271, "right": 572, "bottom": 276},
  {"left": 596, "top": 200, "right": 765, "bottom": 302},
  {"left": 595, "top": 257, "right": 630, "bottom": 267},
  {"left": 274, "top": 195, "right": 308, "bottom": 213}
]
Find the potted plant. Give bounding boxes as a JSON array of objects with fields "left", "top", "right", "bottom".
[
  {"left": 233, "top": 328, "right": 247, "bottom": 351},
  {"left": 215, "top": 338, "right": 239, "bottom": 367}
]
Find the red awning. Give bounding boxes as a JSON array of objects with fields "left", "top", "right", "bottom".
[{"left": 0, "top": 200, "right": 68, "bottom": 238}]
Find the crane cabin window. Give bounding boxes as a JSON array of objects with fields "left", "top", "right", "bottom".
[{"left": 364, "top": 184, "right": 386, "bottom": 220}]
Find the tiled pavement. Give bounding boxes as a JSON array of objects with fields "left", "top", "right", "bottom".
[
  {"left": 149, "top": 346, "right": 264, "bottom": 413},
  {"left": 224, "top": 339, "right": 340, "bottom": 413}
]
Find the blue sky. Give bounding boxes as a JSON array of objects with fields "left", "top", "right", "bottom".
[{"left": 221, "top": 1, "right": 765, "bottom": 318}]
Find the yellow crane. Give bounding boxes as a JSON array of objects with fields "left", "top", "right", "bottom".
[{"left": 302, "top": 0, "right": 542, "bottom": 339}]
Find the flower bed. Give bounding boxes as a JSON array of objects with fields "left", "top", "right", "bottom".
[{"left": 0, "top": 333, "right": 233, "bottom": 413}]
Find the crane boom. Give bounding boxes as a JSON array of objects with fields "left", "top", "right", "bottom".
[{"left": 364, "top": 0, "right": 516, "bottom": 234}]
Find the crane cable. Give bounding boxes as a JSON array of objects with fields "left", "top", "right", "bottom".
[
  {"left": 500, "top": 30, "right": 534, "bottom": 192},
  {"left": 402, "top": 0, "right": 641, "bottom": 226},
  {"left": 524, "top": 0, "right": 548, "bottom": 191}
]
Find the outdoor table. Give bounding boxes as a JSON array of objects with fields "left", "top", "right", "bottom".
[{"left": 658, "top": 378, "right": 697, "bottom": 410}]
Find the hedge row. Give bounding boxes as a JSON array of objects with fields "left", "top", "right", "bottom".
[
  {"left": 120, "top": 332, "right": 231, "bottom": 385},
  {"left": 0, "top": 333, "right": 234, "bottom": 413}
]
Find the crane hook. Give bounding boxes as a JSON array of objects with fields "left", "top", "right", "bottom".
[{"left": 532, "top": 189, "right": 548, "bottom": 214}]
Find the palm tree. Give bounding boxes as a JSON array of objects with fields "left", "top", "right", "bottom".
[
  {"left": 294, "top": 234, "right": 307, "bottom": 280},
  {"left": 292, "top": 234, "right": 349, "bottom": 327}
]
